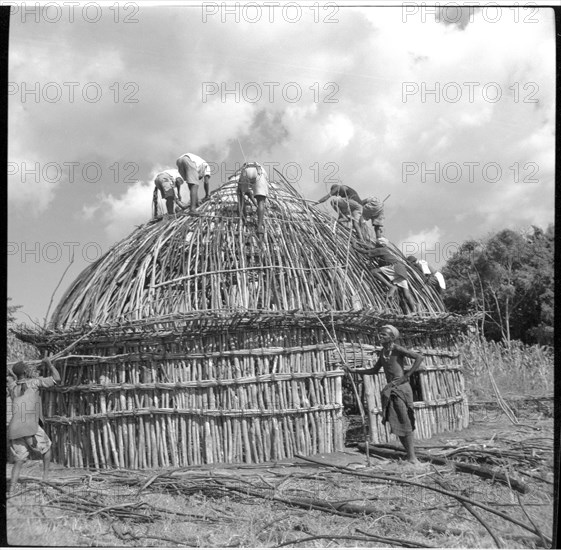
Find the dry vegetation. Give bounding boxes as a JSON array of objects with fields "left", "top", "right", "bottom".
[
  {"left": 6, "top": 316, "right": 554, "bottom": 548},
  {"left": 459, "top": 336, "right": 553, "bottom": 400},
  {"left": 6, "top": 405, "right": 554, "bottom": 548}
]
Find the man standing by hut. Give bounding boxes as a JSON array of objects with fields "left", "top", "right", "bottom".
[
  {"left": 347, "top": 325, "right": 424, "bottom": 466},
  {"left": 7, "top": 357, "right": 61, "bottom": 492},
  {"left": 153, "top": 170, "right": 187, "bottom": 216},
  {"left": 176, "top": 153, "right": 212, "bottom": 214},
  {"left": 234, "top": 161, "right": 269, "bottom": 237}
]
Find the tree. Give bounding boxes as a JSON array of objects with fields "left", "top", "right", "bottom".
[
  {"left": 514, "top": 225, "right": 554, "bottom": 344},
  {"left": 7, "top": 297, "right": 21, "bottom": 325},
  {"left": 442, "top": 225, "right": 554, "bottom": 345},
  {"left": 481, "top": 229, "right": 527, "bottom": 343},
  {"left": 7, "top": 298, "right": 40, "bottom": 362}
]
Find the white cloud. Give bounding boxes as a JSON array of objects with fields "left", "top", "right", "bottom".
[
  {"left": 8, "top": 6, "right": 556, "bottom": 323},
  {"left": 82, "top": 180, "right": 154, "bottom": 241},
  {"left": 323, "top": 114, "right": 355, "bottom": 149},
  {"left": 8, "top": 147, "right": 61, "bottom": 214},
  {"left": 458, "top": 105, "right": 493, "bottom": 127},
  {"left": 398, "top": 226, "right": 445, "bottom": 266}
]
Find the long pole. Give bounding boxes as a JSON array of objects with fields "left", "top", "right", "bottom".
[
  {"left": 237, "top": 138, "right": 247, "bottom": 164},
  {"left": 314, "top": 313, "right": 372, "bottom": 466}
]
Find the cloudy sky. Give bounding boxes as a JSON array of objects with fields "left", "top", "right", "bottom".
[{"left": 8, "top": 2, "right": 556, "bottom": 325}]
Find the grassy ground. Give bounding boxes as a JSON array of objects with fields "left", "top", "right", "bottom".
[
  {"left": 6, "top": 403, "right": 554, "bottom": 548},
  {"left": 5, "top": 336, "right": 554, "bottom": 547}
]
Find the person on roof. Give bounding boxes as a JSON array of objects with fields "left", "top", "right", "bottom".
[
  {"left": 361, "top": 196, "right": 385, "bottom": 241},
  {"left": 406, "top": 255, "right": 446, "bottom": 294},
  {"left": 7, "top": 357, "right": 61, "bottom": 493},
  {"left": 346, "top": 324, "right": 424, "bottom": 467},
  {"left": 315, "top": 183, "right": 367, "bottom": 240},
  {"left": 356, "top": 239, "right": 418, "bottom": 314},
  {"left": 176, "top": 153, "right": 212, "bottom": 214},
  {"left": 153, "top": 170, "right": 187, "bottom": 216},
  {"left": 233, "top": 161, "right": 269, "bottom": 238}
]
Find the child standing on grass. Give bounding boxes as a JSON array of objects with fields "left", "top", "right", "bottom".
[
  {"left": 7, "top": 357, "right": 60, "bottom": 492},
  {"left": 347, "top": 325, "right": 424, "bottom": 466}
]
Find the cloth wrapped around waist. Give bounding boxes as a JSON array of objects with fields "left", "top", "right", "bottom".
[{"left": 380, "top": 381, "right": 415, "bottom": 436}]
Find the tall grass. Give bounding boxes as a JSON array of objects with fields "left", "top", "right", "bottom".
[{"left": 458, "top": 335, "right": 553, "bottom": 400}]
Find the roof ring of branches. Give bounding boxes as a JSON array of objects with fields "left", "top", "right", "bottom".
[{"left": 51, "top": 179, "right": 446, "bottom": 329}]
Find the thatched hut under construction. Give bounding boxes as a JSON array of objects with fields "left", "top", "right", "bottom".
[{"left": 18, "top": 178, "right": 470, "bottom": 469}]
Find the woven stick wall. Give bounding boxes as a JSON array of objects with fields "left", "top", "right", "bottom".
[
  {"left": 28, "top": 321, "right": 348, "bottom": 468},
  {"left": 330, "top": 332, "right": 469, "bottom": 444},
  {"left": 18, "top": 180, "right": 470, "bottom": 468}
]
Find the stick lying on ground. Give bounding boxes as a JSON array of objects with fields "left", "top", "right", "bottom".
[
  {"left": 356, "top": 442, "right": 529, "bottom": 494},
  {"left": 294, "top": 453, "right": 551, "bottom": 545},
  {"left": 431, "top": 468, "right": 503, "bottom": 549}
]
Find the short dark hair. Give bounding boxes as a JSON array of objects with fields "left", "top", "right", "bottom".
[{"left": 12, "top": 361, "right": 27, "bottom": 375}]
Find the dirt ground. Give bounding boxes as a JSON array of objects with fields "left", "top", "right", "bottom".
[{"left": 4, "top": 402, "right": 555, "bottom": 548}]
